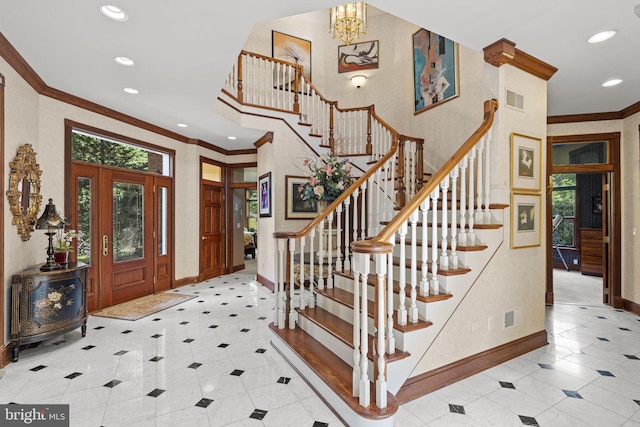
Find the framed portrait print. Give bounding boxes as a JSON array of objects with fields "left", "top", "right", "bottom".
[
  {"left": 511, "top": 192, "right": 541, "bottom": 249},
  {"left": 338, "top": 40, "right": 379, "bottom": 73},
  {"left": 272, "top": 31, "right": 312, "bottom": 82},
  {"left": 285, "top": 175, "right": 318, "bottom": 219},
  {"left": 413, "top": 29, "right": 459, "bottom": 113},
  {"left": 511, "top": 133, "right": 541, "bottom": 192},
  {"left": 258, "top": 172, "right": 272, "bottom": 218}
]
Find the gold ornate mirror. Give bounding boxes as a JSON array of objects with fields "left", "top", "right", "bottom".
[{"left": 6, "top": 144, "right": 42, "bottom": 241}]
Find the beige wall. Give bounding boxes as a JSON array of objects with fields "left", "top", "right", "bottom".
[{"left": 548, "top": 113, "right": 640, "bottom": 306}]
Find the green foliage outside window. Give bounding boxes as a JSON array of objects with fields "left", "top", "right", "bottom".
[
  {"left": 551, "top": 173, "right": 576, "bottom": 246},
  {"left": 72, "top": 132, "right": 149, "bottom": 171}
]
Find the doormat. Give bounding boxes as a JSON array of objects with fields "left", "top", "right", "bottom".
[{"left": 92, "top": 293, "right": 196, "bottom": 321}]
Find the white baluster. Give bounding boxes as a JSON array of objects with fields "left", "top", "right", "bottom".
[
  {"left": 484, "top": 128, "right": 493, "bottom": 224},
  {"left": 336, "top": 203, "right": 343, "bottom": 272},
  {"left": 360, "top": 180, "right": 367, "bottom": 241},
  {"left": 308, "top": 229, "right": 315, "bottom": 308},
  {"left": 352, "top": 188, "right": 359, "bottom": 252},
  {"left": 375, "top": 253, "right": 387, "bottom": 409},
  {"left": 327, "top": 211, "right": 334, "bottom": 288},
  {"left": 397, "top": 222, "right": 408, "bottom": 325},
  {"left": 459, "top": 156, "right": 468, "bottom": 246},
  {"left": 409, "top": 210, "right": 419, "bottom": 323},
  {"left": 419, "top": 199, "right": 430, "bottom": 296},
  {"left": 367, "top": 175, "right": 375, "bottom": 238},
  {"left": 450, "top": 166, "right": 459, "bottom": 269},
  {"left": 299, "top": 236, "right": 306, "bottom": 310},
  {"left": 343, "top": 197, "right": 351, "bottom": 271},
  {"left": 352, "top": 252, "right": 361, "bottom": 397},
  {"left": 358, "top": 252, "right": 370, "bottom": 407},
  {"left": 289, "top": 239, "right": 296, "bottom": 329},
  {"left": 385, "top": 246, "right": 395, "bottom": 354},
  {"left": 440, "top": 176, "right": 450, "bottom": 271},
  {"left": 476, "top": 135, "right": 485, "bottom": 225},
  {"left": 317, "top": 219, "right": 325, "bottom": 290},
  {"left": 430, "top": 188, "right": 440, "bottom": 295},
  {"left": 468, "top": 148, "right": 477, "bottom": 246}
]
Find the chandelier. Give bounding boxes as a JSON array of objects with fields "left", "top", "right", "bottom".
[{"left": 329, "top": 2, "right": 367, "bottom": 45}]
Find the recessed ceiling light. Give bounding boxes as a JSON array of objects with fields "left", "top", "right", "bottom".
[
  {"left": 115, "top": 56, "right": 134, "bottom": 66},
  {"left": 602, "top": 79, "right": 622, "bottom": 87},
  {"left": 177, "top": 123, "right": 188, "bottom": 128},
  {"left": 123, "top": 87, "right": 139, "bottom": 94},
  {"left": 100, "top": 5, "right": 128, "bottom": 22},
  {"left": 227, "top": 136, "right": 237, "bottom": 140},
  {"left": 587, "top": 30, "right": 617, "bottom": 44}
]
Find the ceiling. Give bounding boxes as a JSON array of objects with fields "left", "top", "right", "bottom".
[{"left": 0, "top": 0, "right": 638, "bottom": 151}]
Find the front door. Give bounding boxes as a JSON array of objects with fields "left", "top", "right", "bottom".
[{"left": 200, "top": 183, "right": 225, "bottom": 279}]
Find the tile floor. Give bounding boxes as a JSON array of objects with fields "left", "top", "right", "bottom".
[{"left": 1, "top": 264, "right": 639, "bottom": 426}]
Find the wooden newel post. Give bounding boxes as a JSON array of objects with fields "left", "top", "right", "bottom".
[
  {"left": 293, "top": 65, "right": 300, "bottom": 113},
  {"left": 329, "top": 102, "right": 336, "bottom": 152},
  {"left": 366, "top": 106, "right": 373, "bottom": 155},
  {"left": 237, "top": 54, "right": 244, "bottom": 104},
  {"left": 416, "top": 138, "right": 424, "bottom": 191},
  {"left": 396, "top": 136, "right": 406, "bottom": 208}
]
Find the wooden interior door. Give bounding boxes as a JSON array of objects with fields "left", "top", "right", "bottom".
[
  {"left": 200, "top": 182, "right": 225, "bottom": 279},
  {"left": 100, "top": 169, "right": 154, "bottom": 307},
  {"left": 154, "top": 176, "right": 172, "bottom": 292}
]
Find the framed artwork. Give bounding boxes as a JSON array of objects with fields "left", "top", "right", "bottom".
[
  {"left": 413, "top": 28, "right": 459, "bottom": 114},
  {"left": 285, "top": 175, "right": 318, "bottom": 219},
  {"left": 511, "top": 192, "right": 541, "bottom": 249},
  {"left": 510, "top": 133, "right": 541, "bottom": 192},
  {"left": 272, "top": 31, "right": 312, "bottom": 82},
  {"left": 258, "top": 172, "right": 272, "bottom": 218},
  {"left": 338, "top": 40, "right": 379, "bottom": 73}
]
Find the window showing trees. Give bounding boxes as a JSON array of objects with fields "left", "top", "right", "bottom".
[
  {"left": 246, "top": 189, "right": 257, "bottom": 232},
  {"left": 551, "top": 173, "right": 576, "bottom": 246}
]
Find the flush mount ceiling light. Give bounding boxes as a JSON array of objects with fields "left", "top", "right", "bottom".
[
  {"left": 114, "top": 56, "right": 134, "bottom": 66},
  {"left": 329, "top": 2, "right": 367, "bottom": 45},
  {"left": 587, "top": 30, "right": 617, "bottom": 44},
  {"left": 227, "top": 136, "right": 237, "bottom": 140},
  {"left": 100, "top": 5, "right": 128, "bottom": 22},
  {"left": 351, "top": 75, "right": 367, "bottom": 88},
  {"left": 177, "top": 123, "right": 188, "bottom": 128},
  {"left": 123, "top": 87, "right": 139, "bottom": 94},
  {"left": 602, "top": 79, "right": 623, "bottom": 87}
]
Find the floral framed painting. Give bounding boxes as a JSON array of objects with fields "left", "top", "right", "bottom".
[
  {"left": 258, "top": 172, "right": 272, "bottom": 218},
  {"left": 285, "top": 175, "right": 318, "bottom": 219},
  {"left": 511, "top": 192, "right": 541, "bottom": 249},
  {"left": 272, "top": 30, "right": 311, "bottom": 82},
  {"left": 511, "top": 133, "right": 541, "bottom": 192},
  {"left": 338, "top": 40, "right": 379, "bottom": 73},
  {"left": 413, "top": 29, "right": 459, "bottom": 114}
]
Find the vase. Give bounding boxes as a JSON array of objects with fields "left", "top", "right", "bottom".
[
  {"left": 317, "top": 199, "right": 335, "bottom": 214},
  {"left": 54, "top": 251, "right": 69, "bottom": 264}
]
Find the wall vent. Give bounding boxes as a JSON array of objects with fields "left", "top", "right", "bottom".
[
  {"left": 506, "top": 89, "right": 524, "bottom": 110},
  {"left": 504, "top": 310, "right": 515, "bottom": 328}
]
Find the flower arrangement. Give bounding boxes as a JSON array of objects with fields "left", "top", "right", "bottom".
[
  {"left": 53, "top": 229, "right": 79, "bottom": 253},
  {"left": 299, "top": 153, "right": 353, "bottom": 203}
]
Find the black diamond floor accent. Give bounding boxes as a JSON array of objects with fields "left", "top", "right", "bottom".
[
  {"left": 539, "top": 363, "right": 554, "bottom": 370},
  {"left": 449, "top": 404, "right": 465, "bottom": 415},
  {"left": 241, "top": 328, "right": 250, "bottom": 332},
  {"left": 147, "top": 388, "right": 165, "bottom": 397},
  {"left": 180, "top": 321, "right": 189, "bottom": 325},
  {"left": 202, "top": 311, "right": 210, "bottom": 314},
  {"left": 519, "top": 415, "right": 539, "bottom": 426},
  {"left": 215, "top": 293, "right": 221, "bottom": 296},
  {"left": 30, "top": 365, "right": 47, "bottom": 372},
  {"left": 65, "top": 372, "right": 83, "bottom": 379},
  {"left": 221, "top": 303, "right": 228, "bottom": 306},
  {"left": 195, "top": 398, "right": 213, "bottom": 408},
  {"left": 177, "top": 308, "right": 185, "bottom": 311},
  {"left": 121, "top": 330, "right": 132, "bottom": 334},
  {"left": 149, "top": 356, "right": 164, "bottom": 362},
  {"left": 597, "top": 370, "right": 614, "bottom": 377},
  {"left": 183, "top": 338, "right": 195, "bottom": 343},
  {"left": 230, "top": 287, "right": 235, "bottom": 290},
  {"left": 258, "top": 317, "right": 267, "bottom": 320},
  {"left": 104, "top": 380, "right": 122, "bottom": 388},
  {"left": 188, "top": 363, "right": 202, "bottom": 369},
  {"left": 256, "top": 348, "right": 267, "bottom": 354},
  {"left": 313, "top": 423, "right": 329, "bottom": 427},
  {"left": 218, "top": 343, "right": 229, "bottom": 348},
  {"left": 597, "top": 316, "right": 607, "bottom": 319},
  {"left": 151, "top": 334, "right": 163, "bottom": 338},
  {"left": 277, "top": 377, "right": 291, "bottom": 384},
  {"left": 194, "top": 291, "right": 200, "bottom": 294},
  {"left": 563, "top": 390, "right": 582, "bottom": 399},
  {"left": 499, "top": 381, "right": 515, "bottom": 389},
  {"left": 52, "top": 340, "right": 65, "bottom": 346},
  {"left": 114, "top": 350, "right": 128, "bottom": 356},
  {"left": 230, "top": 369, "right": 244, "bottom": 376},
  {"left": 620, "top": 327, "right": 631, "bottom": 331},
  {"left": 82, "top": 345, "right": 95, "bottom": 350},
  {"left": 198, "top": 300, "right": 204, "bottom": 303},
  {"left": 260, "top": 297, "right": 267, "bottom": 300},
  {"left": 635, "top": 399, "right": 640, "bottom": 406},
  {"left": 236, "top": 295, "right": 243, "bottom": 298},
  {"left": 229, "top": 314, "right": 238, "bottom": 317},
  {"left": 250, "top": 409, "right": 267, "bottom": 420},
  {"left": 246, "top": 305, "right": 254, "bottom": 308},
  {"left": 579, "top": 306, "right": 587, "bottom": 310},
  {"left": 152, "top": 318, "right": 161, "bottom": 322},
  {"left": 94, "top": 326, "right": 105, "bottom": 330},
  {"left": 624, "top": 354, "right": 640, "bottom": 360},
  {"left": 209, "top": 325, "right": 219, "bottom": 329},
  {"left": 597, "top": 337, "right": 610, "bottom": 342}
]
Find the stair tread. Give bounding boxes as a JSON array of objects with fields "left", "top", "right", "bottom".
[
  {"left": 316, "top": 287, "right": 434, "bottom": 333},
  {"left": 269, "top": 322, "right": 398, "bottom": 419},
  {"left": 297, "top": 305, "right": 411, "bottom": 362}
]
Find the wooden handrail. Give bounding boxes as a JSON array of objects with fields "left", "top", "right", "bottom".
[
  {"left": 274, "top": 136, "right": 399, "bottom": 240},
  {"left": 352, "top": 99, "right": 499, "bottom": 254}
]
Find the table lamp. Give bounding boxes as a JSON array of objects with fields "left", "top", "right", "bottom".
[{"left": 36, "top": 198, "right": 67, "bottom": 271}]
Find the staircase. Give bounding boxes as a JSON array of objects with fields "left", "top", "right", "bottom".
[{"left": 220, "top": 52, "right": 524, "bottom": 427}]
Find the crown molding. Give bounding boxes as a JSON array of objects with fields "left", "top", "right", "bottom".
[
  {"left": 483, "top": 38, "right": 558, "bottom": 81},
  {"left": 0, "top": 31, "right": 245, "bottom": 154},
  {"left": 547, "top": 99, "right": 640, "bottom": 124}
]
